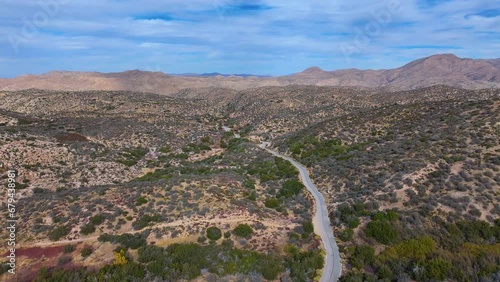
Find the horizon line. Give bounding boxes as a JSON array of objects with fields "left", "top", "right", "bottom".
[{"left": 2, "top": 53, "right": 499, "bottom": 79}]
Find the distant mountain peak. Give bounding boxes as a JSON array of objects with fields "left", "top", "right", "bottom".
[
  {"left": 123, "top": 69, "right": 144, "bottom": 73},
  {"left": 120, "top": 69, "right": 165, "bottom": 75},
  {"left": 45, "top": 70, "right": 76, "bottom": 75},
  {"left": 400, "top": 53, "right": 465, "bottom": 69},
  {"left": 427, "top": 53, "right": 460, "bottom": 59},
  {"left": 302, "top": 66, "right": 325, "bottom": 74},
  {"left": 423, "top": 53, "right": 462, "bottom": 63}
]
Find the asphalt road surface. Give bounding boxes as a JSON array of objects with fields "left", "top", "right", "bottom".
[{"left": 259, "top": 142, "right": 342, "bottom": 282}]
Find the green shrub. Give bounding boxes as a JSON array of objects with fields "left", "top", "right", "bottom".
[
  {"left": 289, "top": 232, "right": 300, "bottom": 242},
  {"left": 0, "top": 263, "right": 9, "bottom": 275},
  {"left": 284, "top": 244, "right": 324, "bottom": 281},
  {"left": 288, "top": 137, "right": 366, "bottom": 163},
  {"left": 247, "top": 192, "right": 257, "bottom": 201},
  {"left": 182, "top": 143, "right": 211, "bottom": 153},
  {"left": 303, "top": 220, "right": 314, "bottom": 234},
  {"left": 147, "top": 261, "right": 164, "bottom": 276},
  {"left": 175, "top": 153, "right": 189, "bottom": 159},
  {"left": 90, "top": 214, "right": 105, "bottom": 225},
  {"left": 48, "top": 225, "right": 70, "bottom": 241},
  {"left": 199, "top": 144, "right": 211, "bottom": 151},
  {"left": 377, "top": 265, "right": 393, "bottom": 280},
  {"left": 351, "top": 245, "right": 375, "bottom": 269},
  {"left": 57, "top": 255, "right": 72, "bottom": 265},
  {"left": 132, "top": 214, "right": 160, "bottom": 230},
  {"left": 135, "top": 196, "right": 148, "bottom": 206},
  {"left": 63, "top": 245, "right": 75, "bottom": 253},
  {"left": 347, "top": 217, "right": 360, "bottom": 229},
  {"left": 277, "top": 179, "right": 304, "bottom": 198},
  {"left": 264, "top": 198, "right": 280, "bottom": 209},
  {"left": 135, "top": 169, "right": 171, "bottom": 182},
  {"left": 33, "top": 187, "right": 45, "bottom": 194},
  {"left": 98, "top": 233, "right": 147, "bottom": 249},
  {"left": 116, "top": 147, "right": 148, "bottom": 167},
  {"left": 206, "top": 227, "right": 222, "bottom": 241},
  {"left": 243, "top": 179, "right": 256, "bottom": 189},
  {"left": 9, "top": 181, "right": 28, "bottom": 190},
  {"left": 247, "top": 157, "right": 296, "bottom": 183},
  {"left": 392, "top": 236, "right": 436, "bottom": 260},
  {"left": 233, "top": 224, "right": 253, "bottom": 238},
  {"left": 338, "top": 228, "right": 354, "bottom": 242},
  {"left": 425, "top": 258, "right": 452, "bottom": 280},
  {"left": 365, "top": 221, "right": 399, "bottom": 245},
  {"left": 428, "top": 170, "right": 446, "bottom": 178},
  {"left": 455, "top": 220, "right": 495, "bottom": 242},
  {"left": 372, "top": 210, "right": 399, "bottom": 221},
  {"left": 80, "top": 223, "right": 96, "bottom": 235},
  {"left": 138, "top": 245, "right": 165, "bottom": 263},
  {"left": 220, "top": 140, "right": 227, "bottom": 148},
  {"left": 337, "top": 202, "right": 370, "bottom": 228},
  {"left": 159, "top": 146, "right": 171, "bottom": 153},
  {"left": 81, "top": 246, "right": 93, "bottom": 257}
]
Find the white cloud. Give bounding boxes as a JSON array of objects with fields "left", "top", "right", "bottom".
[{"left": 0, "top": 0, "right": 498, "bottom": 76}]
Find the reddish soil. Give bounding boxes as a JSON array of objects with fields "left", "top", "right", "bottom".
[{"left": 14, "top": 246, "right": 64, "bottom": 258}]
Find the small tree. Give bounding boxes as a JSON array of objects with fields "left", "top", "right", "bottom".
[
  {"left": 206, "top": 226, "right": 222, "bottom": 241},
  {"left": 113, "top": 249, "right": 128, "bottom": 265}
]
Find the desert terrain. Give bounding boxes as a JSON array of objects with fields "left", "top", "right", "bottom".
[{"left": 0, "top": 55, "right": 499, "bottom": 281}]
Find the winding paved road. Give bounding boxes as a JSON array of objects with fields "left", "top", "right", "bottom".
[{"left": 259, "top": 142, "right": 342, "bottom": 282}]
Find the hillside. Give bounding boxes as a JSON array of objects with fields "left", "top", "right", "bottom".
[{"left": 271, "top": 87, "right": 500, "bottom": 281}]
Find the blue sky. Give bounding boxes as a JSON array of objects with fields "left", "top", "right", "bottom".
[{"left": 0, "top": 0, "right": 498, "bottom": 77}]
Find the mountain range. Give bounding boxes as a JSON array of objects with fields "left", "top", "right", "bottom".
[
  {"left": 173, "top": 72, "right": 272, "bottom": 78},
  {"left": 1, "top": 54, "right": 498, "bottom": 95}
]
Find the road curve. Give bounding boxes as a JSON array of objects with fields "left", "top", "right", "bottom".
[{"left": 259, "top": 142, "right": 342, "bottom": 282}]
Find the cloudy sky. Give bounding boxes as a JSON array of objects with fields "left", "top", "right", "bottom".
[{"left": 0, "top": 0, "right": 498, "bottom": 77}]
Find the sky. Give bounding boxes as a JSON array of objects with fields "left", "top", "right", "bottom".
[{"left": 0, "top": 0, "right": 499, "bottom": 77}]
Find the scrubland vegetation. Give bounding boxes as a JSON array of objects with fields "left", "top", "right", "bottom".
[{"left": 0, "top": 86, "right": 498, "bottom": 281}]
